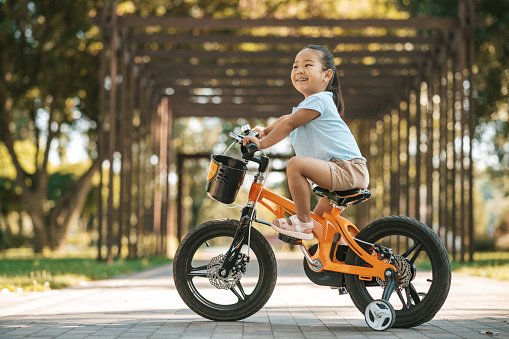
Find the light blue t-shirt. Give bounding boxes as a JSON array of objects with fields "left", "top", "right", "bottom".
[{"left": 289, "top": 92, "right": 366, "bottom": 162}]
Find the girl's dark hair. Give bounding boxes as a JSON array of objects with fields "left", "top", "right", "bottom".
[{"left": 302, "top": 45, "right": 345, "bottom": 119}]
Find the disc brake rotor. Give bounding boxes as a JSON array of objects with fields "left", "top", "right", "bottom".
[
  {"left": 206, "top": 254, "right": 243, "bottom": 289},
  {"left": 376, "top": 254, "right": 412, "bottom": 288}
]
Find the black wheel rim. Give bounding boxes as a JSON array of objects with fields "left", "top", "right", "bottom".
[{"left": 182, "top": 228, "right": 268, "bottom": 312}]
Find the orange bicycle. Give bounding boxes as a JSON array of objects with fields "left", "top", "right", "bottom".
[{"left": 173, "top": 125, "right": 451, "bottom": 331}]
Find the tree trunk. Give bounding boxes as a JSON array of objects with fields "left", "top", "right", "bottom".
[
  {"left": 50, "top": 159, "right": 101, "bottom": 253},
  {"left": 25, "top": 194, "right": 49, "bottom": 252}
]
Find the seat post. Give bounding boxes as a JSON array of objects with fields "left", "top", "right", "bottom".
[{"left": 332, "top": 203, "right": 347, "bottom": 212}]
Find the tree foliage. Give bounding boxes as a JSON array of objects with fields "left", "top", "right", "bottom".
[{"left": 0, "top": 0, "right": 102, "bottom": 252}]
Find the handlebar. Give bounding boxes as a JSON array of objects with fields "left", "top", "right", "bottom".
[
  {"left": 229, "top": 127, "right": 260, "bottom": 157},
  {"left": 229, "top": 126, "right": 269, "bottom": 172}
]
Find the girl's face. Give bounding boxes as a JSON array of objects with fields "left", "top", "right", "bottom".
[{"left": 291, "top": 48, "right": 333, "bottom": 98}]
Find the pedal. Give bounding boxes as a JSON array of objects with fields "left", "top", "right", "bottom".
[
  {"left": 278, "top": 233, "right": 301, "bottom": 245},
  {"left": 330, "top": 286, "right": 348, "bottom": 295}
]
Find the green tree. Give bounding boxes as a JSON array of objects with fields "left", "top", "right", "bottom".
[{"left": 0, "top": 0, "right": 101, "bottom": 252}]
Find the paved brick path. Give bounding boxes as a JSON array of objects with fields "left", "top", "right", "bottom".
[{"left": 0, "top": 258, "right": 508, "bottom": 338}]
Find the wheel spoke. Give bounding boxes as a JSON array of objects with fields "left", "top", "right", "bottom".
[
  {"left": 396, "top": 288, "right": 408, "bottom": 309},
  {"left": 405, "top": 286, "right": 412, "bottom": 309},
  {"left": 230, "top": 281, "right": 247, "bottom": 302},
  {"left": 407, "top": 283, "right": 421, "bottom": 306},
  {"left": 402, "top": 242, "right": 423, "bottom": 265},
  {"left": 401, "top": 242, "right": 418, "bottom": 258},
  {"left": 188, "top": 264, "right": 209, "bottom": 278},
  {"left": 191, "top": 264, "right": 209, "bottom": 271},
  {"left": 236, "top": 281, "right": 247, "bottom": 299},
  {"left": 188, "top": 272, "right": 208, "bottom": 278}
]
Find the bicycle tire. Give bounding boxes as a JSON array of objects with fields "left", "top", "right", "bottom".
[
  {"left": 345, "top": 216, "right": 451, "bottom": 328},
  {"left": 173, "top": 219, "right": 277, "bottom": 321}
]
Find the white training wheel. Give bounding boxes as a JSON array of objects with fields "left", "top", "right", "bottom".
[{"left": 364, "top": 299, "right": 396, "bottom": 331}]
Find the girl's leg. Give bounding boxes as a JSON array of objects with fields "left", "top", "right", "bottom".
[
  {"left": 286, "top": 156, "right": 333, "bottom": 223},
  {"left": 313, "top": 197, "right": 333, "bottom": 217}
]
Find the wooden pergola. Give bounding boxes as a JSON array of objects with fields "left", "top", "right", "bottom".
[{"left": 97, "top": 1, "right": 478, "bottom": 262}]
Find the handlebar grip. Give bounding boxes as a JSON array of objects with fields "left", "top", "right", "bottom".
[
  {"left": 243, "top": 130, "right": 260, "bottom": 155},
  {"left": 245, "top": 142, "right": 259, "bottom": 155}
]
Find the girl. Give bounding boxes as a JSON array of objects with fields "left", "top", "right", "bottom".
[{"left": 242, "top": 45, "right": 369, "bottom": 240}]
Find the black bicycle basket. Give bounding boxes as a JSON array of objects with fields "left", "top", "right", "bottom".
[{"left": 206, "top": 154, "right": 248, "bottom": 204}]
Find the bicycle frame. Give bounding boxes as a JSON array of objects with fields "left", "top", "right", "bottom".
[{"left": 247, "top": 182, "right": 396, "bottom": 281}]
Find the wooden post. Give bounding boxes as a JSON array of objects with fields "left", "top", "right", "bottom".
[
  {"left": 415, "top": 81, "right": 422, "bottom": 222},
  {"left": 117, "top": 27, "right": 128, "bottom": 259},
  {"left": 152, "top": 100, "right": 162, "bottom": 254},
  {"left": 357, "top": 119, "right": 370, "bottom": 228},
  {"left": 439, "top": 39, "right": 449, "bottom": 245},
  {"left": 459, "top": 1, "right": 467, "bottom": 263},
  {"left": 176, "top": 153, "right": 184, "bottom": 240},
  {"left": 159, "top": 97, "right": 169, "bottom": 254},
  {"left": 166, "top": 100, "right": 175, "bottom": 256},
  {"left": 426, "top": 60, "right": 434, "bottom": 231},
  {"left": 405, "top": 89, "right": 411, "bottom": 217},
  {"left": 106, "top": 0, "right": 118, "bottom": 265},
  {"left": 467, "top": 0, "right": 475, "bottom": 262},
  {"left": 126, "top": 62, "right": 137, "bottom": 259},
  {"left": 96, "top": 0, "right": 109, "bottom": 262}
]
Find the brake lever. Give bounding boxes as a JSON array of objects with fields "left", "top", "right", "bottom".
[{"left": 229, "top": 132, "right": 244, "bottom": 143}]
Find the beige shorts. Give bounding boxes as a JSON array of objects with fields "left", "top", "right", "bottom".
[{"left": 327, "top": 158, "right": 370, "bottom": 192}]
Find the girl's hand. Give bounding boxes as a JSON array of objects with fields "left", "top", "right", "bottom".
[
  {"left": 251, "top": 126, "right": 267, "bottom": 138},
  {"left": 242, "top": 135, "right": 262, "bottom": 149}
]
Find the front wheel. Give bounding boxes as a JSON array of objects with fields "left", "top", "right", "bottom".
[
  {"left": 345, "top": 216, "right": 451, "bottom": 328},
  {"left": 173, "top": 219, "right": 277, "bottom": 321}
]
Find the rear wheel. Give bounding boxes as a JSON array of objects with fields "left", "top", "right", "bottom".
[
  {"left": 345, "top": 216, "right": 451, "bottom": 328},
  {"left": 173, "top": 219, "right": 277, "bottom": 321}
]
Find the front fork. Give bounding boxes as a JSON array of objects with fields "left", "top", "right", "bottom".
[{"left": 219, "top": 206, "right": 254, "bottom": 277}]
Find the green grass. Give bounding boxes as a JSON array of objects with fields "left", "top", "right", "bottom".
[
  {"left": 1, "top": 249, "right": 507, "bottom": 293},
  {"left": 0, "top": 251, "right": 171, "bottom": 292},
  {"left": 451, "top": 251, "right": 509, "bottom": 281}
]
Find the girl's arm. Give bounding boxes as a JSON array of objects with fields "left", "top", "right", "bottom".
[
  {"left": 243, "top": 108, "right": 319, "bottom": 149},
  {"left": 252, "top": 114, "right": 289, "bottom": 138}
]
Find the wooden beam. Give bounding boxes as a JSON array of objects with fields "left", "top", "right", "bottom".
[
  {"left": 166, "top": 87, "right": 401, "bottom": 98},
  {"left": 170, "top": 102, "right": 385, "bottom": 119},
  {"left": 144, "top": 62, "right": 419, "bottom": 75},
  {"left": 152, "top": 75, "right": 413, "bottom": 90},
  {"left": 129, "top": 32, "right": 441, "bottom": 46},
  {"left": 172, "top": 95, "right": 386, "bottom": 106},
  {"left": 136, "top": 49, "right": 428, "bottom": 60},
  {"left": 152, "top": 73, "right": 412, "bottom": 82},
  {"left": 118, "top": 16, "right": 460, "bottom": 30}
]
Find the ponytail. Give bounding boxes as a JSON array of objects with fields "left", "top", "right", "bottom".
[{"left": 302, "top": 45, "right": 345, "bottom": 119}]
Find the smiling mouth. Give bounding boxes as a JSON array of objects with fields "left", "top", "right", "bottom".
[{"left": 296, "top": 79, "right": 308, "bottom": 82}]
